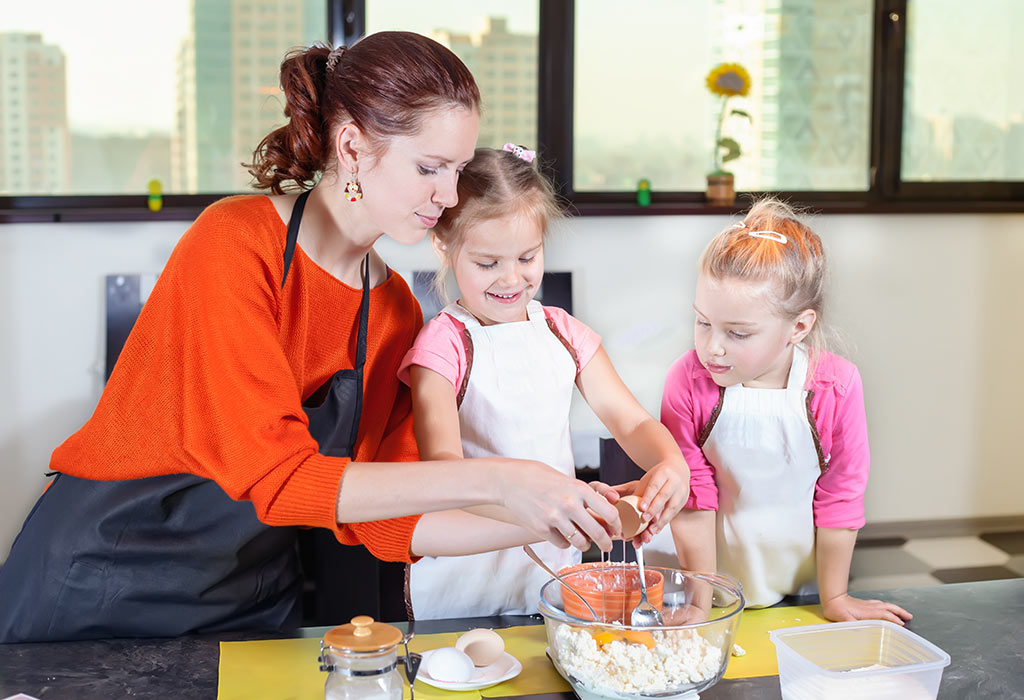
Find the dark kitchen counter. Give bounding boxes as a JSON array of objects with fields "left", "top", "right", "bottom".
[{"left": 1, "top": 578, "right": 1020, "bottom": 699}]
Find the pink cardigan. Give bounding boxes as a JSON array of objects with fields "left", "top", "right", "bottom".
[{"left": 661, "top": 349, "right": 869, "bottom": 530}]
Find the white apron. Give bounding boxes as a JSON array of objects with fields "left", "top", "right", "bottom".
[
  {"left": 408, "top": 300, "right": 580, "bottom": 619},
  {"left": 646, "top": 345, "right": 821, "bottom": 608}
]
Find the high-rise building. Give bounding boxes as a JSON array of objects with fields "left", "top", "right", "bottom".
[
  {"left": 763, "top": 0, "right": 872, "bottom": 190},
  {"left": 173, "top": 0, "right": 323, "bottom": 193},
  {"left": 708, "top": 0, "right": 871, "bottom": 191},
  {"left": 0, "top": 32, "right": 69, "bottom": 194},
  {"left": 436, "top": 17, "right": 537, "bottom": 150}
]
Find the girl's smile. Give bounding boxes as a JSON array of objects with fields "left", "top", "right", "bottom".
[{"left": 448, "top": 213, "right": 544, "bottom": 326}]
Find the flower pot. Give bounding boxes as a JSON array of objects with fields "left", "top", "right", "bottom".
[{"left": 705, "top": 173, "right": 736, "bottom": 206}]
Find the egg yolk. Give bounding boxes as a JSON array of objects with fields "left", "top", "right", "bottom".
[{"left": 590, "top": 629, "right": 656, "bottom": 649}]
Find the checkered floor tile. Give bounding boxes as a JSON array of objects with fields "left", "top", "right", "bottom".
[{"left": 849, "top": 531, "right": 1023, "bottom": 592}]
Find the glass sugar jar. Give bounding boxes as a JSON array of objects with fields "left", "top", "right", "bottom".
[{"left": 320, "top": 615, "right": 407, "bottom": 700}]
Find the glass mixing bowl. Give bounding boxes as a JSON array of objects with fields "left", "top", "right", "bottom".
[{"left": 538, "top": 566, "right": 744, "bottom": 700}]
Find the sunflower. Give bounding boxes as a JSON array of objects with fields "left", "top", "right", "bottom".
[
  {"left": 705, "top": 63, "right": 751, "bottom": 98},
  {"left": 703, "top": 62, "right": 753, "bottom": 177}
]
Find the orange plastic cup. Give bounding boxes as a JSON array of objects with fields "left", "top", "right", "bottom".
[{"left": 557, "top": 562, "right": 664, "bottom": 623}]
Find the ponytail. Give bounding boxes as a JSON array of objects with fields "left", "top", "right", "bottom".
[{"left": 246, "top": 45, "right": 331, "bottom": 194}]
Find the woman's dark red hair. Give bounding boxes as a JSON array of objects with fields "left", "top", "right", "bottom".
[{"left": 247, "top": 31, "right": 480, "bottom": 194}]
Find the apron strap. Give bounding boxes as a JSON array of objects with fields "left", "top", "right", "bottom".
[
  {"left": 698, "top": 385, "right": 726, "bottom": 448},
  {"left": 346, "top": 253, "right": 371, "bottom": 448},
  {"left": 545, "top": 317, "right": 580, "bottom": 374},
  {"left": 456, "top": 327, "right": 474, "bottom": 409},
  {"left": 804, "top": 389, "right": 828, "bottom": 472},
  {"left": 281, "top": 189, "right": 312, "bottom": 288}
]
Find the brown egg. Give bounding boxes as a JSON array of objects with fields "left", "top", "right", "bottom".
[
  {"left": 615, "top": 494, "right": 650, "bottom": 539},
  {"left": 455, "top": 627, "right": 505, "bottom": 667}
]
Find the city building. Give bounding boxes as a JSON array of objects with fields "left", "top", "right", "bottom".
[
  {"left": 435, "top": 17, "right": 537, "bottom": 151},
  {"left": 0, "top": 32, "right": 69, "bottom": 195},
  {"left": 173, "top": 0, "right": 322, "bottom": 193}
]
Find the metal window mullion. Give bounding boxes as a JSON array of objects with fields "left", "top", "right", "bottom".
[
  {"left": 873, "top": 0, "right": 907, "bottom": 200},
  {"left": 332, "top": 0, "right": 365, "bottom": 48},
  {"left": 537, "top": 0, "right": 574, "bottom": 199}
]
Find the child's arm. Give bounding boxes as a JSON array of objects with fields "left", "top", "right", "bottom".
[
  {"left": 662, "top": 509, "right": 718, "bottom": 623},
  {"left": 811, "top": 361, "right": 911, "bottom": 624},
  {"left": 412, "top": 508, "right": 544, "bottom": 556},
  {"left": 817, "top": 527, "right": 912, "bottom": 624},
  {"left": 409, "top": 365, "right": 465, "bottom": 462},
  {"left": 576, "top": 346, "right": 691, "bottom": 536},
  {"left": 669, "top": 509, "right": 717, "bottom": 572}
]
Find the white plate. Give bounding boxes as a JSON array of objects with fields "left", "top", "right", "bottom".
[{"left": 416, "top": 649, "right": 522, "bottom": 691}]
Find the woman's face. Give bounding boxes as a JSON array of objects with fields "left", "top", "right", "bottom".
[{"left": 357, "top": 106, "right": 479, "bottom": 245}]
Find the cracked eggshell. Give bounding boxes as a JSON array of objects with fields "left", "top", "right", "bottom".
[
  {"left": 455, "top": 628, "right": 505, "bottom": 667},
  {"left": 615, "top": 494, "right": 649, "bottom": 539}
]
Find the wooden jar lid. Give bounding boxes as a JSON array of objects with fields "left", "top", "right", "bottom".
[{"left": 323, "top": 615, "right": 403, "bottom": 652}]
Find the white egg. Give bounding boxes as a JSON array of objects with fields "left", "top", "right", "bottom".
[
  {"left": 455, "top": 628, "right": 505, "bottom": 667},
  {"left": 424, "top": 646, "right": 475, "bottom": 683}
]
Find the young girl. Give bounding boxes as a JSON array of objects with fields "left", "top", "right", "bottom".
[
  {"left": 399, "top": 145, "right": 691, "bottom": 620},
  {"left": 652, "top": 199, "right": 912, "bottom": 624}
]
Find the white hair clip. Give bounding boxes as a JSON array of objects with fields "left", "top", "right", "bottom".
[
  {"left": 732, "top": 221, "right": 787, "bottom": 244},
  {"left": 748, "top": 230, "right": 788, "bottom": 244}
]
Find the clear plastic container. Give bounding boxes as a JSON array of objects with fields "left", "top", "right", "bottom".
[{"left": 770, "top": 620, "right": 950, "bottom": 700}]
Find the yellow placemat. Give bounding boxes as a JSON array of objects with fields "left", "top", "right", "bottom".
[
  {"left": 723, "top": 605, "right": 828, "bottom": 679},
  {"left": 217, "top": 625, "right": 568, "bottom": 700},
  {"left": 218, "top": 606, "right": 828, "bottom": 698}
]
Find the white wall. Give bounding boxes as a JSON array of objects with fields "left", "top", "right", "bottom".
[{"left": 2, "top": 210, "right": 1023, "bottom": 561}]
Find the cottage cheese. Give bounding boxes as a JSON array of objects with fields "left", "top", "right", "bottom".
[{"left": 553, "top": 623, "right": 723, "bottom": 695}]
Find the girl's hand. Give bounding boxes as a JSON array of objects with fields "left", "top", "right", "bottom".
[
  {"left": 821, "top": 593, "right": 913, "bottom": 625},
  {"left": 497, "top": 461, "right": 622, "bottom": 552},
  {"left": 586, "top": 478, "right": 685, "bottom": 547},
  {"left": 633, "top": 457, "right": 691, "bottom": 535}
]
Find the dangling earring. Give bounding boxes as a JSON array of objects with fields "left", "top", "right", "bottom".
[{"left": 344, "top": 172, "right": 362, "bottom": 202}]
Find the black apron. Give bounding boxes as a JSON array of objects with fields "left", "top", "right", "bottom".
[{"left": 0, "top": 190, "right": 371, "bottom": 642}]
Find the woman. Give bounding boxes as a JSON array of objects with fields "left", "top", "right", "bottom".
[{"left": 0, "top": 32, "right": 620, "bottom": 643}]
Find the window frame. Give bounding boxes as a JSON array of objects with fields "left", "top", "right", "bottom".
[{"left": 2, "top": 0, "right": 1022, "bottom": 223}]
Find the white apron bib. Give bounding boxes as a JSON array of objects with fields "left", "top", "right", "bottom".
[
  {"left": 408, "top": 300, "right": 580, "bottom": 619},
  {"left": 646, "top": 345, "right": 820, "bottom": 608}
]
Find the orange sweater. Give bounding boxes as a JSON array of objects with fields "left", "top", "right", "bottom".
[{"left": 51, "top": 195, "right": 423, "bottom": 563}]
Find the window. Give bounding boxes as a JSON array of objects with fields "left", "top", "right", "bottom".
[
  {"left": 0, "top": 0, "right": 326, "bottom": 197},
  {"left": 364, "top": 1, "right": 539, "bottom": 152},
  {"left": 1, "top": 0, "right": 1022, "bottom": 220},
  {"left": 901, "top": 0, "right": 1024, "bottom": 182},
  {"left": 573, "top": 0, "right": 873, "bottom": 194}
]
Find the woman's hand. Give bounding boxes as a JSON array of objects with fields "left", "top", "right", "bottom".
[
  {"left": 497, "top": 460, "right": 622, "bottom": 552},
  {"left": 821, "top": 593, "right": 913, "bottom": 625}
]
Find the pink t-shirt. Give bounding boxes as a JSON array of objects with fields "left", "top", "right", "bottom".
[
  {"left": 398, "top": 303, "right": 602, "bottom": 390},
  {"left": 661, "top": 349, "right": 869, "bottom": 530}
]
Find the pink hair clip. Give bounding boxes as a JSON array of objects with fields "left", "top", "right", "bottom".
[{"left": 502, "top": 142, "right": 536, "bottom": 163}]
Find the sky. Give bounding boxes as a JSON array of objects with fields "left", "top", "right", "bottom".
[{"left": 2, "top": 1, "right": 189, "bottom": 133}]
